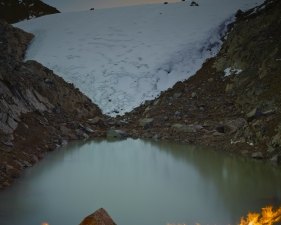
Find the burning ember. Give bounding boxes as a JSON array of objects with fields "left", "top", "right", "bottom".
[{"left": 239, "top": 206, "right": 281, "bottom": 225}]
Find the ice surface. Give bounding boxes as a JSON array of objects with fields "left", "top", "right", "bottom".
[{"left": 14, "top": 0, "right": 263, "bottom": 115}]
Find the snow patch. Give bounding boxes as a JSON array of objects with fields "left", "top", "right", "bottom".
[{"left": 14, "top": 0, "right": 263, "bottom": 116}]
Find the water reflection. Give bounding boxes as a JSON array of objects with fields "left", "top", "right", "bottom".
[{"left": 0, "top": 138, "right": 280, "bottom": 225}]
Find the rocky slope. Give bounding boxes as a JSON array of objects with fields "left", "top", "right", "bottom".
[
  {"left": 0, "top": 21, "right": 102, "bottom": 189},
  {"left": 0, "top": 0, "right": 280, "bottom": 189},
  {"left": 0, "top": 0, "right": 60, "bottom": 24},
  {"left": 117, "top": 0, "right": 281, "bottom": 159}
]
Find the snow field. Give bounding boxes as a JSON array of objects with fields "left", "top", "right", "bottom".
[{"left": 15, "top": 0, "right": 264, "bottom": 115}]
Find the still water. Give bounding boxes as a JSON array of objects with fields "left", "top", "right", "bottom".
[{"left": 0, "top": 139, "right": 281, "bottom": 225}]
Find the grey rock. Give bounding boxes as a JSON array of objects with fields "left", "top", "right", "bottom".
[
  {"left": 144, "top": 100, "right": 152, "bottom": 106},
  {"left": 235, "top": 9, "right": 243, "bottom": 18},
  {"left": 153, "top": 134, "right": 160, "bottom": 139},
  {"left": 116, "top": 120, "right": 130, "bottom": 126},
  {"left": 107, "top": 129, "right": 127, "bottom": 138},
  {"left": 153, "top": 99, "right": 160, "bottom": 106},
  {"left": 6, "top": 165, "right": 14, "bottom": 172},
  {"left": 269, "top": 154, "right": 279, "bottom": 162},
  {"left": 224, "top": 118, "right": 246, "bottom": 134},
  {"left": 173, "top": 92, "right": 182, "bottom": 98},
  {"left": 246, "top": 108, "right": 263, "bottom": 122},
  {"left": 53, "top": 107, "right": 60, "bottom": 114},
  {"left": 174, "top": 111, "right": 181, "bottom": 116},
  {"left": 191, "top": 92, "right": 198, "bottom": 98},
  {"left": 23, "top": 161, "right": 32, "bottom": 167},
  {"left": 251, "top": 152, "right": 263, "bottom": 159},
  {"left": 84, "top": 127, "right": 95, "bottom": 134},
  {"left": 172, "top": 123, "right": 183, "bottom": 129},
  {"left": 44, "top": 78, "right": 53, "bottom": 84},
  {"left": 3, "top": 141, "right": 13, "bottom": 147},
  {"left": 59, "top": 139, "right": 68, "bottom": 146},
  {"left": 139, "top": 118, "right": 154, "bottom": 129},
  {"left": 180, "top": 125, "right": 194, "bottom": 132},
  {"left": 163, "top": 116, "right": 169, "bottom": 121},
  {"left": 82, "top": 133, "right": 89, "bottom": 139}
]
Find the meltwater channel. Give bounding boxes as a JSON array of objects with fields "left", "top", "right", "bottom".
[{"left": 0, "top": 139, "right": 281, "bottom": 225}]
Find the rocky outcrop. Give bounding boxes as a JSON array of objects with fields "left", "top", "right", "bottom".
[
  {"left": 0, "top": 0, "right": 60, "bottom": 24},
  {"left": 0, "top": 21, "right": 101, "bottom": 137},
  {"left": 79, "top": 208, "right": 117, "bottom": 225},
  {"left": 212, "top": 0, "right": 281, "bottom": 155},
  {"left": 0, "top": 20, "right": 102, "bottom": 189}
]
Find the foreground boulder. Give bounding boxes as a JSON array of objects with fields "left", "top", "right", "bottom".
[{"left": 79, "top": 208, "right": 117, "bottom": 225}]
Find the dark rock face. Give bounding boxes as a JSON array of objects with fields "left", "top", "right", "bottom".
[
  {"left": 0, "top": 0, "right": 60, "bottom": 24},
  {"left": 0, "top": 20, "right": 102, "bottom": 189},
  {"left": 213, "top": 0, "right": 281, "bottom": 154}
]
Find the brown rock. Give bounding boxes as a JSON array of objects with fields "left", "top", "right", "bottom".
[{"left": 79, "top": 208, "right": 117, "bottom": 225}]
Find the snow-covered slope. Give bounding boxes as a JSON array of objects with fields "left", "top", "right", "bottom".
[{"left": 14, "top": 0, "right": 264, "bottom": 115}]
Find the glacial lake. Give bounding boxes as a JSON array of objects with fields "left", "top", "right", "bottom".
[{"left": 0, "top": 138, "right": 281, "bottom": 225}]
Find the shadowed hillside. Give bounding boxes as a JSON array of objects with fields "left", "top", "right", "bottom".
[{"left": 0, "top": 0, "right": 60, "bottom": 24}]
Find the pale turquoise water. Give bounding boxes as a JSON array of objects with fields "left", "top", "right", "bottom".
[{"left": 0, "top": 138, "right": 281, "bottom": 225}]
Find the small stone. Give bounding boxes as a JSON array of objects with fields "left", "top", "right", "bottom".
[
  {"left": 246, "top": 108, "right": 263, "bottom": 122},
  {"left": 173, "top": 92, "right": 182, "bottom": 98},
  {"left": 191, "top": 92, "right": 197, "bottom": 98},
  {"left": 31, "top": 155, "right": 39, "bottom": 163},
  {"left": 153, "top": 99, "right": 160, "bottom": 106},
  {"left": 251, "top": 152, "right": 263, "bottom": 159},
  {"left": 3, "top": 182, "right": 10, "bottom": 187},
  {"left": 44, "top": 78, "right": 54, "bottom": 84},
  {"left": 153, "top": 134, "right": 160, "bottom": 140},
  {"left": 208, "top": 78, "right": 213, "bottom": 82},
  {"left": 82, "top": 133, "right": 89, "bottom": 139},
  {"left": 163, "top": 116, "right": 169, "bottom": 121},
  {"left": 139, "top": 118, "right": 154, "bottom": 129},
  {"left": 269, "top": 154, "right": 279, "bottom": 162},
  {"left": 53, "top": 107, "right": 60, "bottom": 114},
  {"left": 174, "top": 111, "right": 181, "bottom": 116},
  {"left": 3, "top": 142, "right": 13, "bottom": 147},
  {"left": 6, "top": 165, "right": 14, "bottom": 172},
  {"left": 107, "top": 129, "right": 127, "bottom": 138},
  {"left": 144, "top": 100, "right": 152, "bottom": 106},
  {"left": 172, "top": 123, "right": 183, "bottom": 129},
  {"left": 235, "top": 9, "right": 243, "bottom": 17}
]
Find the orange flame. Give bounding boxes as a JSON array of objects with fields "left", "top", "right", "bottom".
[
  {"left": 41, "top": 223, "right": 49, "bottom": 225},
  {"left": 239, "top": 206, "right": 281, "bottom": 225},
  {"left": 167, "top": 206, "right": 281, "bottom": 225}
]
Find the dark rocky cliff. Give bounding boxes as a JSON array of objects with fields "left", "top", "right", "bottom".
[
  {"left": 0, "top": 21, "right": 102, "bottom": 189},
  {"left": 0, "top": 0, "right": 60, "bottom": 24}
]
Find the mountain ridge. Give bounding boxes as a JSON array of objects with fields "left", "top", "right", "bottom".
[{"left": 0, "top": 0, "right": 60, "bottom": 24}]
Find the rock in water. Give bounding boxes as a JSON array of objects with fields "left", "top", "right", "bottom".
[{"left": 79, "top": 208, "right": 117, "bottom": 225}]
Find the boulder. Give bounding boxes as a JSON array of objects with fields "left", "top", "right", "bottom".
[
  {"left": 89, "top": 117, "right": 107, "bottom": 127},
  {"left": 224, "top": 118, "right": 246, "bottom": 134},
  {"left": 252, "top": 152, "right": 263, "bottom": 159},
  {"left": 79, "top": 208, "right": 117, "bottom": 225},
  {"left": 173, "top": 92, "right": 182, "bottom": 98},
  {"left": 269, "top": 154, "right": 279, "bottom": 162},
  {"left": 235, "top": 9, "right": 243, "bottom": 18},
  {"left": 139, "top": 118, "right": 154, "bottom": 129},
  {"left": 246, "top": 108, "right": 263, "bottom": 122},
  {"left": 107, "top": 129, "right": 127, "bottom": 138}
]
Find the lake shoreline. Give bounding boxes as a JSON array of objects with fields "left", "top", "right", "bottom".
[{"left": 1, "top": 0, "right": 281, "bottom": 190}]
